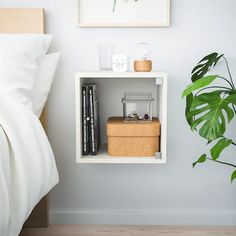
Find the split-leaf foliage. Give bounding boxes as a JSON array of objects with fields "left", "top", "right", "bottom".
[{"left": 182, "top": 52, "right": 236, "bottom": 182}]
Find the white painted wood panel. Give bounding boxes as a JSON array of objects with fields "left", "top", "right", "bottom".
[{"left": 75, "top": 72, "right": 167, "bottom": 164}]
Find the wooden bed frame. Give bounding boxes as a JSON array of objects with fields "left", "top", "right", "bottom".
[{"left": 0, "top": 8, "right": 49, "bottom": 227}]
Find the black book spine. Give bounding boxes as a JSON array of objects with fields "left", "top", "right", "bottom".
[
  {"left": 88, "top": 86, "right": 96, "bottom": 155},
  {"left": 82, "top": 85, "right": 89, "bottom": 155}
]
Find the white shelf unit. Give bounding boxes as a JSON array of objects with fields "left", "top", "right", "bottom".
[{"left": 75, "top": 72, "right": 167, "bottom": 164}]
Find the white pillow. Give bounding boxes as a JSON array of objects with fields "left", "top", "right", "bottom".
[
  {"left": 33, "top": 53, "right": 60, "bottom": 117},
  {"left": 0, "top": 34, "right": 52, "bottom": 108}
]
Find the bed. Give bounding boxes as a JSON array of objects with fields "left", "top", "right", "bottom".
[{"left": 0, "top": 8, "right": 59, "bottom": 235}]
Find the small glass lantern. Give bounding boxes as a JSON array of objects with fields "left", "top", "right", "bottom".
[
  {"left": 136, "top": 42, "right": 150, "bottom": 61},
  {"left": 121, "top": 92, "right": 153, "bottom": 122},
  {"left": 134, "top": 42, "right": 152, "bottom": 72}
]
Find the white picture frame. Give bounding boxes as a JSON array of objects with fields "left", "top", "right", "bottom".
[{"left": 77, "top": 0, "right": 170, "bottom": 27}]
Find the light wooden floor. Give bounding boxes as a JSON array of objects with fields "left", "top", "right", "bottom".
[{"left": 20, "top": 225, "right": 236, "bottom": 236}]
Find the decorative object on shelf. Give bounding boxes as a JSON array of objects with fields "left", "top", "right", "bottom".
[
  {"left": 77, "top": 0, "right": 170, "bottom": 27},
  {"left": 134, "top": 42, "right": 152, "bottom": 72},
  {"left": 98, "top": 43, "right": 116, "bottom": 70},
  {"left": 122, "top": 92, "right": 153, "bottom": 121},
  {"left": 112, "top": 54, "right": 128, "bottom": 72},
  {"left": 182, "top": 52, "right": 236, "bottom": 182},
  {"left": 134, "top": 60, "right": 152, "bottom": 72},
  {"left": 107, "top": 117, "right": 160, "bottom": 157}
]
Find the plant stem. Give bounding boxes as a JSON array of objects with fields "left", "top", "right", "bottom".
[
  {"left": 232, "top": 142, "right": 236, "bottom": 146},
  {"left": 206, "top": 158, "right": 236, "bottom": 168},
  {"left": 223, "top": 56, "right": 235, "bottom": 90},
  {"left": 232, "top": 104, "right": 236, "bottom": 115},
  {"left": 112, "top": 0, "right": 117, "bottom": 12},
  {"left": 195, "top": 86, "right": 231, "bottom": 96},
  {"left": 219, "top": 76, "right": 234, "bottom": 90}
]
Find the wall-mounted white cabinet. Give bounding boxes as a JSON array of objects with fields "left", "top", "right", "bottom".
[{"left": 75, "top": 72, "right": 167, "bottom": 164}]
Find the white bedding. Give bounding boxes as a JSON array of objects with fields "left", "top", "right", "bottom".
[{"left": 0, "top": 94, "right": 59, "bottom": 236}]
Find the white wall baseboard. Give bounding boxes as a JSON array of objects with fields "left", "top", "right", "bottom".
[{"left": 50, "top": 209, "right": 236, "bottom": 225}]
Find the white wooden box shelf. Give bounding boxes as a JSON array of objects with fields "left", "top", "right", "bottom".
[{"left": 75, "top": 72, "right": 167, "bottom": 164}]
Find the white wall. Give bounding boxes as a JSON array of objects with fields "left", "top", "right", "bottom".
[{"left": 1, "top": 0, "right": 236, "bottom": 225}]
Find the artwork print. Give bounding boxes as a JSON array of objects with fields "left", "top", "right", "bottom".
[{"left": 78, "top": 0, "right": 170, "bottom": 27}]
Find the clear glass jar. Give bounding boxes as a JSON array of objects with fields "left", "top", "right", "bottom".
[
  {"left": 134, "top": 42, "right": 152, "bottom": 72},
  {"left": 136, "top": 42, "right": 150, "bottom": 61},
  {"left": 98, "top": 43, "right": 116, "bottom": 70}
]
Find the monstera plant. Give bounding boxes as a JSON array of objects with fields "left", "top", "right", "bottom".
[
  {"left": 182, "top": 53, "right": 236, "bottom": 182},
  {"left": 112, "top": 0, "right": 138, "bottom": 12}
]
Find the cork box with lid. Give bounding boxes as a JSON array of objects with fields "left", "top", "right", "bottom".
[{"left": 107, "top": 117, "right": 160, "bottom": 157}]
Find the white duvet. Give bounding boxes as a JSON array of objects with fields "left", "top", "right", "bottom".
[{"left": 0, "top": 94, "right": 59, "bottom": 236}]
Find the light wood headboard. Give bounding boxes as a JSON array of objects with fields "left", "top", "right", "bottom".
[
  {"left": 0, "top": 8, "right": 48, "bottom": 227},
  {"left": 0, "top": 8, "right": 44, "bottom": 33}
]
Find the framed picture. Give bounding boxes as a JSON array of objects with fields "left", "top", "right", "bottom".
[{"left": 77, "top": 0, "right": 170, "bottom": 27}]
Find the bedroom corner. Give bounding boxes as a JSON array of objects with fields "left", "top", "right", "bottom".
[{"left": 0, "top": 1, "right": 235, "bottom": 236}]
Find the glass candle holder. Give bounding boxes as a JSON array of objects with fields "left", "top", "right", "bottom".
[
  {"left": 134, "top": 42, "right": 152, "bottom": 72},
  {"left": 136, "top": 42, "right": 150, "bottom": 61}
]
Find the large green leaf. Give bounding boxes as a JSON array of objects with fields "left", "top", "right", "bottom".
[
  {"left": 231, "top": 170, "right": 236, "bottom": 183},
  {"left": 210, "top": 138, "right": 232, "bottom": 160},
  {"left": 192, "top": 154, "right": 207, "bottom": 168},
  {"left": 189, "top": 92, "right": 236, "bottom": 141},
  {"left": 185, "top": 93, "right": 194, "bottom": 126},
  {"left": 182, "top": 75, "right": 218, "bottom": 98},
  {"left": 191, "top": 53, "right": 223, "bottom": 82}
]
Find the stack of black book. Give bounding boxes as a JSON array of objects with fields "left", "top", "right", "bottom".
[{"left": 81, "top": 83, "right": 101, "bottom": 155}]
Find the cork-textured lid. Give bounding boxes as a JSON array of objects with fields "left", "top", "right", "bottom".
[{"left": 107, "top": 117, "right": 160, "bottom": 137}]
